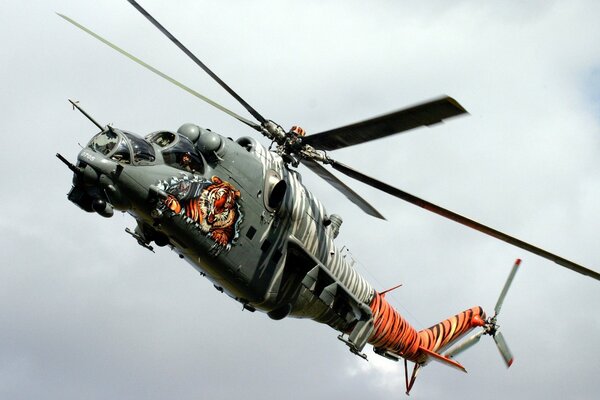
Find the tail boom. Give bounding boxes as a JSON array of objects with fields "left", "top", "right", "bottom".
[{"left": 368, "top": 291, "right": 486, "bottom": 365}]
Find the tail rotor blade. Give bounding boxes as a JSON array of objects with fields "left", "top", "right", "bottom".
[
  {"left": 493, "top": 331, "right": 514, "bottom": 367},
  {"left": 444, "top": 330, "right": 485, "bottom": 359},
  {"left": 494, "top": 259, "right": 521, "bottom": 316}
]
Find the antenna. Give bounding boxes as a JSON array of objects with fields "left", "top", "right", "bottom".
[{"left": 68, "top": 99, "right": 103, "bottom": 130}]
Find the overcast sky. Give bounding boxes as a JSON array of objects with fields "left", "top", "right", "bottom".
[{"left": 1, "top": 1, "right": 599, "bottom": 399}]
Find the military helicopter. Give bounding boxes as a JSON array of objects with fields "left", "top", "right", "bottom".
[{"left": 57, "top": 1, "right": 600, "bottom": 395}]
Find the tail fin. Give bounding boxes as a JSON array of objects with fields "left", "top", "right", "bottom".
[{"left": 418, "top": 306, "right": 486, "bottom": 357}]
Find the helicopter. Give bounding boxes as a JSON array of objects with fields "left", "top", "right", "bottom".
[{"left": 56, "top": 1, "right": 600, "bottom": 395}]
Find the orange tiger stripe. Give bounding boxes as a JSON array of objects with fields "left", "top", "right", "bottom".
[
  {"left": 417, "top": 306, "right": 485, "bottom": 355},
  {"left": 368, "top": 292, "right": 420, "bottom": 359},
  {"left": 367, "top": 291, "right": 486, "bottom": 363},
  {"left": 185, "top": 198, "right": 200, "bottom": 222}
]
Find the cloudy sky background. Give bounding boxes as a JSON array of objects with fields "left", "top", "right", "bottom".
[{"left": 2, "top": 0, "right": 599, "bottom": 398}]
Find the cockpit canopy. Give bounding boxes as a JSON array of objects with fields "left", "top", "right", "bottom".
[
  {"left": 87, "top": 128, "right": 205, "bottom": 173},
  {"left": 146, "top": 130, "right": 204, "bottom": 173},
  {"left": 88, "top": 129, "right": 156, "bottom": 164}
]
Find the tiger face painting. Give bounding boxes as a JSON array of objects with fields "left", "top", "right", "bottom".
[{"left": 157, "top": 175, "right": 243, "bottom": 254}]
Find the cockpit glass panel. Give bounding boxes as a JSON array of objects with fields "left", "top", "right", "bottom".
[
  {"left": 110, "top": 140, "right": 131, "bottom": 164},
  {"left": 123, "top": 132, "right": 156, "bottom": 163},
  {"left": 147, "top": 131, "right": 177, "bottom": 148},
  {"left": 88, "top": 131, "right": 119, "bottom": 155},
  {"left": 162, "top": 135, "right": 204, "bottom": 173}
]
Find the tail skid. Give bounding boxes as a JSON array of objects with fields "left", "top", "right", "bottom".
[
  {"left": 404, "top": 360, "right": 421, "bottom": 396},
  {"left": 401, "top": 308, "right": 483, "bottom": 395}
]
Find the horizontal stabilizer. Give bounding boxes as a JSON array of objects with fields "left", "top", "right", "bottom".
[{"left": 418, "top": 346, "right": 467, "bottom": 373}]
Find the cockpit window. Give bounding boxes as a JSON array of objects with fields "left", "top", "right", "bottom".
[
  {"left": 110, "top": 140, "right": 131, "bottom": 164},
  {"left": 122, "top": 132, "right": 156, "bottom": 163},
  {"left": 162, "top": 135, "right": 204, "bottom": 173},
  {"left": 147, "top": 131, "right": 176, "bottom": 148},
  {"left": 88, "top": 129, "right": 155, "bottom": 165},
  {"left": 88, "top": 131, "right": 119, "bottom": 155}
]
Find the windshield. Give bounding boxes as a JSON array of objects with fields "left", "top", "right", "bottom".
[
  {"left": 88, "top": 129, "right": 156, "bottom": 164},
  {"left": 147, "top": 131, "right": 177, "bottom": 148},
  {"left": 111, "top": 140, "right": 131, "bottom": 164},
  {"left": 123, "top": 132, "right": 156, "bottom": 163},
  {"left": 88, "top": 130, "right": 119, "bottom": 155},
  {"left": 162, "top": 135, "right": 204, "bottom": 173}
]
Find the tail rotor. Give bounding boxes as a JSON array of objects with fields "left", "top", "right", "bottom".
[{"left": 444, "top": 259, "right": 520, "bottom": 367}]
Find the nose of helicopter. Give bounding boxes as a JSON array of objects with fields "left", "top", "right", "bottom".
[
  {"left": 59, "top": 128, "right": 146, "bottom": 217},
  {"left": 76, "top": 147, "right": 127, "bottom": 217},
  {"left": 57, "top": 151, "right": 119, "bottom": 218}
]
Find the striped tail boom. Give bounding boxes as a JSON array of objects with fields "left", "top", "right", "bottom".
[
  {"left": 417, "top": 306, "right": 487, "bottom": 361},
  {"left": 367, "top": 292, "right": 487, "bottom": 394},
  {"left": 368, "top": 291, "right": 486, "bottom": 364}
]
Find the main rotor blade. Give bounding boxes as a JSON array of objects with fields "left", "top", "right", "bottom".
[
  {"left": 57, "top": 13, "right": 261, "bottom": 132},
  {"left": 302, "top": 96, "right": 467, "bottom": 151},
  {"left": 126, "top": 0, "right": 267, "bottom": 125},
  {"left": 493, "top": 331, "right": 514, "bottom": 367},
  {"left": 494, "top": 259, "right": 521, "bottom": 317},
  {"left": 328, "top": 159, "right": 600, "bottom": 281},
  {"left": 301, "top": 159, "right": 385, "bottom": 220}
]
